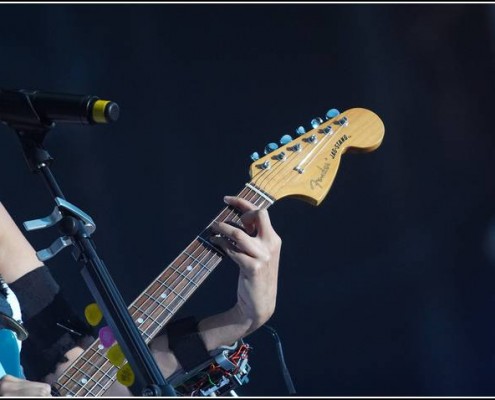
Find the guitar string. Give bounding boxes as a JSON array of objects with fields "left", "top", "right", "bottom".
[
  {"left": 274, "top": 120, "right": 350, "bottom": 198},
  {"left": 251, "top": 145, "right": 299, "bottom": 195},
  {"left": 64, "top": 225, "right": 228, "bottom": 396},
  {"left": 298, "top": 121, "right": 349, "bottom": 173},
  {"left": 122, "top": 186, "right": 266, "bottom": 343},
  {"left": 86, "top": 190, "right": 269, "bottom": 397},
  {"left": 61, "top": 249, "right": 220, "bottom": 396},
  {"left": 56, "top": 130, "right": 324, "bottom": 396},
  {"left": 294, "top": 122, "right": 345, "bottom": 172},
  {"left": 71, "top": 116, "right": 353, "bottom": 395},
  {"left": 251, "top": 118, "right": 346, "bottom": 201},
  {"left": 57, "top": 132, "right": 294, "bottom": 394},
  {"left": 56, "top": 206, "right": 243, "bottom": 396},
  {"left": 62, "top": 187, "right": 275, "bottom": 396},
  {"left": 137, "top": 188, "right": 272, "bottom": 341},
  {"left": 56, "top": 113, "right": 353, "bottom": 394},
  {"left": 64, "top": 188, "right": 269, "bottom": 396}
]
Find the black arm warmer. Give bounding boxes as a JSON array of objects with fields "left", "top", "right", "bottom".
[
  {"left": 9, "top": 266, "right": 93, "bottom": 381},
  {"left": 166, "top": 316, "right": 212, "bottom": 374}
]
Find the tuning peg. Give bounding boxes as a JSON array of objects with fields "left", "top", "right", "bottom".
[
  {"left": 323, "top": 126, "right": 334, "bottom": 134},
  {"left": 280, "top": 134, "right": 292, "bottom": 145},
  {"left": 295, "top": 126, "right": 306, "bottom": 136},
  {"left": 325, "top": 108, "right": 340, "bottom": 119},
  {"left": 264, "top": 143, "right": 279, "bottom": 154},
  {"left": 250, "top": 152, "right": 260, "bottom": 161},
  {"left": 311, "top": 117, "right": 323, "bottom": 129}
]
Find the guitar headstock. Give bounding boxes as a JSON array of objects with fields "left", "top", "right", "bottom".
[{"left": 248, "top": 108, "right": 385, "bottom": 206}]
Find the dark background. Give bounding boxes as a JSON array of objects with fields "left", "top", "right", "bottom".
[{"left": 1, "top": 3, "right": 495, "bottom": 396}]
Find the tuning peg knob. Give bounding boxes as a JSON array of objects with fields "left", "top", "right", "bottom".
[
  {"left": 264, "top": 143, "right": 279, "bottom": 154},
  {"left": 250, "top": 152, "right": 260, "bottom": 161},
  {"left": 311, "top": 117, "right": 323, "bottom": 129},
  {"left": 323, "top": 126, "right": 334, "bottom": 135},
  {"left": 325, "top": 108, "right": 340, "bottom": 119},
  {"left": 280, "top": 135, "right": 292, "bottom": 145},
  {"left": 295, "top": 126, "right": 306, "bottom": 136}
]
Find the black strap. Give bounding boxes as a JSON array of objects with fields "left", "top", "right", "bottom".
[
  {"left": 167, "top": 316, "right": 212, "bottom": 374},
  {"left": 9, "top": 266, "right": 93, "bottom": 381}
]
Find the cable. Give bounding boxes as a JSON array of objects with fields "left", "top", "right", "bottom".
[{"left": 262, "top": 324, "right": 296, "bottom": 395}]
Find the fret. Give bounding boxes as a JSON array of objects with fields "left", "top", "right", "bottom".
[
  {"left": 133, "top": 280, "right": 180, "bottom": 314},
  {"left": 135, "top": 309, "right": 159, "bottom": 327},
  {"left": 134, "top": 292, "right": 173, "bottom": 319},
  {"left": 80, "top": 355, "right": 113, "bottom": 378},
  {"left": 170, "top": 246, "right": 214, "bottom": 278},
  {"left": 130, "top": 301, "right": 147, "bottom": 314},
  {"left": 68, "top": 369, "right": 94, "bottom": 388},
  {"left": 143, "top": 280, "right": 164, "bottom": 296},
  {"left": 129, "top": 302, "right": 141, "bottom": 314},
  {"left": 132, "top": 297, "right": 162, "bottom": 321},
  {"left": 168, "top": 265, "right": 199, "bottom": 287},
  {"left": 196, "top": 234, "right": 224, "bottom": 254},
  {"left": 51, "top": 382, "right": 75, "bottom": 397},
  {"left": 66, "top": 374, "right": 84, "bottom": 392},
  {"left": 183, "top": 249, "right": 211, "bottom": 270},
  {"left": 160, "top": 284, "right": 186, "bottom": 302},
  {"left": 141, "top": 329, "right": 152, "bottom": 342},
  {"left": 85, "top": 364, "right": 105, "bottom": 384},
  {"left": 244, "top": 183, "right": 274, "bottom": 208}
]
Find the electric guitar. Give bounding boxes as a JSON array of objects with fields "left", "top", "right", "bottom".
[
  {"left": 50, "top": 107, "right": 385, "bottom": 396},
  {"left": 0, "top": 328, "right": 23, "bottom": 379}
]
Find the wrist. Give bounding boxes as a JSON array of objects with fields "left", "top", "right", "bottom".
[{"left": 196, "top": 304, "right": 254, "bottom": 352}]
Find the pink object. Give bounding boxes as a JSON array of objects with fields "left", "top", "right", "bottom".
[{"left": 99, "top": 326, "right": 116, "bottom": 348}]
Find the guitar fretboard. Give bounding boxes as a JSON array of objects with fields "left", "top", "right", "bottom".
[{"left": 52, "top": 183, "right": 274, "bottom": 397}]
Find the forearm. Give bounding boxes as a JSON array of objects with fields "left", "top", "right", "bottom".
[
  {"left": 150, "top": 302, "right": 260, "bottom": 380},
  {"left": 0, "top": 202, "right": 44, "bottom": 283},
  {"left": 197, "top": 303, "right": 257, "bottom": 351}
]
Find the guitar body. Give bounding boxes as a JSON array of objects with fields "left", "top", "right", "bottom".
[{"left": 0, "top": 328, "right": 23, "bottom": 379}]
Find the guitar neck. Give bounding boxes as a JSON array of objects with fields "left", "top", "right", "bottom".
[
  {"left": 52, "top": 183, "right": 274, "bottom": 397},
  {"left": 51, "top": 107, "right": 385, "bottom": 396}
]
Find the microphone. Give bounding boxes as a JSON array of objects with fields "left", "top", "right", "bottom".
[{"left": 0, "top": 89, "right": 120, "bottom": 129}]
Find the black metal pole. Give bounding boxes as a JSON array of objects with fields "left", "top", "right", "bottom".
[{"left": 16, "top": 131, "right": 176, "bottom": 397}]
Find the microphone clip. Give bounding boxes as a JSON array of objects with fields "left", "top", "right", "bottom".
[{"left": 23, "top": 197, "right": 96, "bottom": 262}]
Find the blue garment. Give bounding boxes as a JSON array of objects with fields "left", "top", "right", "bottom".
[
  {"left": 0, "top": 276, "right": 24, "bottom": 379},
  {"left": 0, "top": 328, "right": 24, "bottom": 379}
]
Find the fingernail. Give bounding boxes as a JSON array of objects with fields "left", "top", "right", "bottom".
[{"left": 224, "top": 196, "right": 232, "bottom": 204}]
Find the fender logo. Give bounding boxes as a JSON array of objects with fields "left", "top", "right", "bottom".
[{"left": 310, "top": 163, "right": 330, "bottom": 189}]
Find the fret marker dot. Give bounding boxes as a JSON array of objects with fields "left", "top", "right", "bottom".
[
  {"left": 80, "top": 378, "right": 88, "bottom": 384},
  {"left": 137, "top": 317, "right": 144, "bottom": 324},
  {"left": 98, "top": 344, "right": 104, "bottom": 350},
  {"left": 187, "top": 265, "right": 193, "bottom": 271},
  {"left": 160, "top": 293, "right": 167, "bottom": 299}
]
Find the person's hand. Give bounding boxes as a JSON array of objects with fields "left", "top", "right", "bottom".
[
  {"left": 149, "top": 195, "right": 282, "bottom": 377},
  {"left": 0, "top": 374, "right": 51, "bottom": 397},
  {"left": 210, "top": 195, "right": 282, "bottom": 332}
]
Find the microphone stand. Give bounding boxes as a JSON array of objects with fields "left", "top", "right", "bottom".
[{"left": 7, "top": 115, "right": 176, "bottom": 396}]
